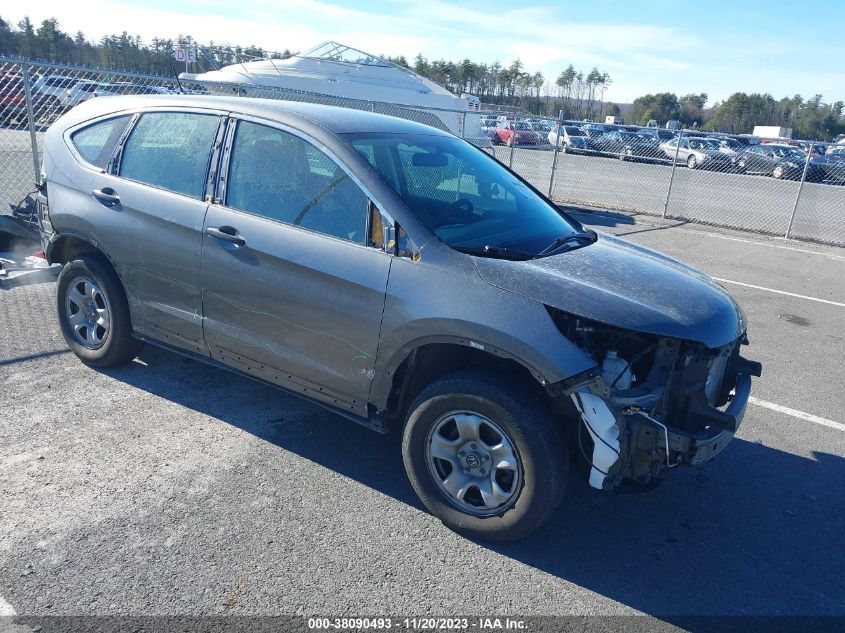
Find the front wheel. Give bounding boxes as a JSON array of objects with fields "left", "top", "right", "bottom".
[
  {"left": 56, "top": 255, "right": 144, "bottom": 367},
  {"left": 772, "top": 164, "right": 784, "bottom": 179},
  {"left": 402, "top": 371, "right": 567, "bottom": 541},
  {"left": 687, "top": 154, "right": 698, "bottom": 169}
]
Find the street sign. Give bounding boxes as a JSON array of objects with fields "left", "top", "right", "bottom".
[{"left": 174, "top": 48, "right": 196, "bottom": 63}]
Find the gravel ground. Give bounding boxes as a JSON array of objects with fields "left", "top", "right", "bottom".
[{"left": 0, "top": 214, "right": 843, "bottom": 626}]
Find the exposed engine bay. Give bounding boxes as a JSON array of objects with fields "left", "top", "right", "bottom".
[{"left": 547, "top": 309, "right": 762, "bottom": 490}]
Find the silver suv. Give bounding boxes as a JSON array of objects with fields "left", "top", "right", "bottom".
[{"left": 37, "top": 95, "right": 761, "bottom": 540}]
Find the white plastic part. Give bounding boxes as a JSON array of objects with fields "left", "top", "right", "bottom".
[
  {"left": 572, "top": 392, "right": 620, "bottom": 489},
  {"left": 602, "top": 350, "right": 634, "bottom": 390}
]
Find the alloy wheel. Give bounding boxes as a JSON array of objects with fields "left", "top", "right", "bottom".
[
  {"left": 425, "top": 411, "right": 523, "bottom": 516},
  {"left": 64, "top": 276, "right": 111, "bottom": 349}
]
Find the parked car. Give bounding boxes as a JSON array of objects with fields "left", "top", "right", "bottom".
[
  {"left": 38, "top": 95, "right": 761, "bottom": 541},
  {"left": 496, "top": 120, "right": 541, "bottom": 146},
  {"left": 580, "top": 124, "right": 608, "bottom": 142},
  {"left": 737, "top": 144, "right": 821, "bottom": 180},
  {"left": 529, "top": 121, "right": 553, "bottom": 141},
  {"left": 734, "top": 135, "right": 760, "bottom": 146},
  {"left": 0, "top": 72, "right": 27, "bottom": 125},
  {"left": 809, "top": 153, "right": 845, "bottom": 185},
  {"left": 710, "top": 135, "right": 745, "bottom": 155},
  {"left": 64, "top": 81, "right": 169, "bottom": 108},
  {"left": 660, "top": 137, "right": 736, "bottom": 170},
  {"left": 32, "top": 74, "right": 81, "bottom": 100},
  {"left": 639, "top": 128, "right": 676, "bottom": 143},
  {"left": 480, "top": 118, "right": 499, "bottom": 143},
  {"left": 593, "top": 129, "right": 662, "bottom": 161},
  {"left": 547, "top": 125, "right": 591, "bottom": 153},
  {"left": 796, "top": 141, "right": 827, "bottom": 159},
  {"left": 62, "top": 81, "right": 103, "bottom": 108}
]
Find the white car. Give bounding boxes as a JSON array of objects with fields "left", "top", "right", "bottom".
[
  {"left": 32, "top": 74, "right": 82, "bottom": 100},
  {"left": 660, "top": 137, "right": 736, "bottom": 170},
  {"left": 548, "top": 125, "right": 591, "bottom": 154},
  {"left": 63, "top": 82, "right": 169, "bottom": 108}
]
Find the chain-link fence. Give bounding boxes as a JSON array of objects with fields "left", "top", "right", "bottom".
[{"left": 2, "top": 56, "right": 844, "bottom": 247}]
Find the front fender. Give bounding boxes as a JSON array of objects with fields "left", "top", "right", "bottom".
[{"left": 368, "top": 250, "right": 598, "bottom": 409}]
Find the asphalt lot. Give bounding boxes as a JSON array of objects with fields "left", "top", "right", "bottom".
[
  {"left": 492, "top": 145, "right": 845, "bottom": 246},
  {"left": 0, "top": 212, "right": 843, "bottom": 625}
]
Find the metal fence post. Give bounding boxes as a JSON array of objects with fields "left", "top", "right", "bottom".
[
  {"left": 20, "top": 62, "right": 41, "bottom": 187},
  {"left": 662, "top": 130, "right": 683, "bottom": 219},
  {"left": 459, "top": 111, "right": 466, "bottom": 139},
  {"left": 548, "top": 109, "right": 563, "bottom": 198},
  {"left": 785, "top": 144, "right": 813, "bottom": 240},
  {"left": 508, "top": 119, "right": 516, "bottom": 169}
]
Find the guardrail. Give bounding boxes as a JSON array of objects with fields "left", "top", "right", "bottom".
[{"left": 1, "top": 57, "right": 843, "bottom": 247}]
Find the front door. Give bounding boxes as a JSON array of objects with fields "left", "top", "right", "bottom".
[{"left": 200, "top": 119, "right": 391, "bottom": 415}]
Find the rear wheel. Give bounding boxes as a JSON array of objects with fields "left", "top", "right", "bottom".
[
  {"left": 402, "top": 370, "right": 567, "bottom": 541},
  {"left": 56, "top": 255, "right": 143, "bottom": 367}
]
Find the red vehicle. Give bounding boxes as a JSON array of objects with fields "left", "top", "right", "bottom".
[
  {"left": 496, "top": 121, "right": 542, "bottom": 146},
  {"left": 0, "top": 72, "right": 27, "bottom": 125}
]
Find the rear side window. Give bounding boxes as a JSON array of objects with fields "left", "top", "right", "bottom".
[
  {"left": 70, "top": 115, "right": 131, "bottom": 169},
  {"left": 225, "top": 120, "right": 368, "bottom": 244},
  {"left": 119, "top": 112, "right": 219, "bottom": 199}
]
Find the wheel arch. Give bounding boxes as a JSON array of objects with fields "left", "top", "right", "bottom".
[
  {"left": 372, "top": 338, "right": 552, "bottom": 426},
  {"left": 47, "top": 232, "right": 118, "bottom": 272}
]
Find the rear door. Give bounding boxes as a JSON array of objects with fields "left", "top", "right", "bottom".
[
  {"left": 200, "top": 117, "right": 391, "bottom": 414},
  {"left": 93, "top": 109, "right": 224, "bottom": 353}
]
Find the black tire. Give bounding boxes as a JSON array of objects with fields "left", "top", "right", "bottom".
[
  {"left": 56, "top": 255, "right": 143, "bottom": 367},
  {"left": 772, "top": 165, "right": 784, "bottom": 179},
  {"left": 687, "top": 154, "right": 698, "bottom": 169},
  {"left": 402, "top": 370, "right": 567, "bottom": 541}
]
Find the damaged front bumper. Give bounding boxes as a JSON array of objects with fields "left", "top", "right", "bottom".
[
  {"left": 624, "top": 370, "right": 752, "bottom": 472},
  {"left": 564, "top": 339, "right": 761, "bottom": 490}
]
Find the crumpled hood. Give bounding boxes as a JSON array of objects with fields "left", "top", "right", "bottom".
[{"left": 473, "top": 232, "right": 745, "bottom": 347}]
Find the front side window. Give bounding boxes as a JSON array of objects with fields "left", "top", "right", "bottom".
[
  {"left": 70, "top": 115, "right": 131, "bottom": 169},
  {"left": 344, "top": 132, "right": 581, "bottom": 256},
  {"left": 225, "top": 120, "right": 368, "bottom": 244},
  {"left": 119, "top": 112, "right": 219, "bottom": 199}
]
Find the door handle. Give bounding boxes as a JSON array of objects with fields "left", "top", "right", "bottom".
[
  {"left": 92, "top": 188, "right": 120, "bottom": 206},
  {"left": 206, "top": 226, "right": 245, "bottom": 247}
]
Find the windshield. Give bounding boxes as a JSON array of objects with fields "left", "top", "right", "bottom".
[
  {"left": 343, "top": 132, "right": 581, "bottom": 255},
  {"left": 770, "top": 147, "right": 803, "bottom": 158},
  {"left": 688, "top": 139, "right": 718, "bottom": 150}
]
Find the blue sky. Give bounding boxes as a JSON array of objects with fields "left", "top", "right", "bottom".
[{"left": 7, "top": 0, "right": 844, "bottom": 104}]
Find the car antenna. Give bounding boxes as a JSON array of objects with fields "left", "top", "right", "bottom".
[{"left": 170, "top": 61, "right": 186, "bottom": 94}]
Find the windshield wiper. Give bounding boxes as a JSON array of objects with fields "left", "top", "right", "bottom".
[
  {"left": 538, "top": 230, "right": 598, "bottom": 256},
  {"left": 453, "top": 244, "right": 536, "bottom": 261}
]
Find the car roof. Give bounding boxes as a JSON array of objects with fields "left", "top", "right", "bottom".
[{"left": 58, "top": 94, "right": 454, "bottom": 137}]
